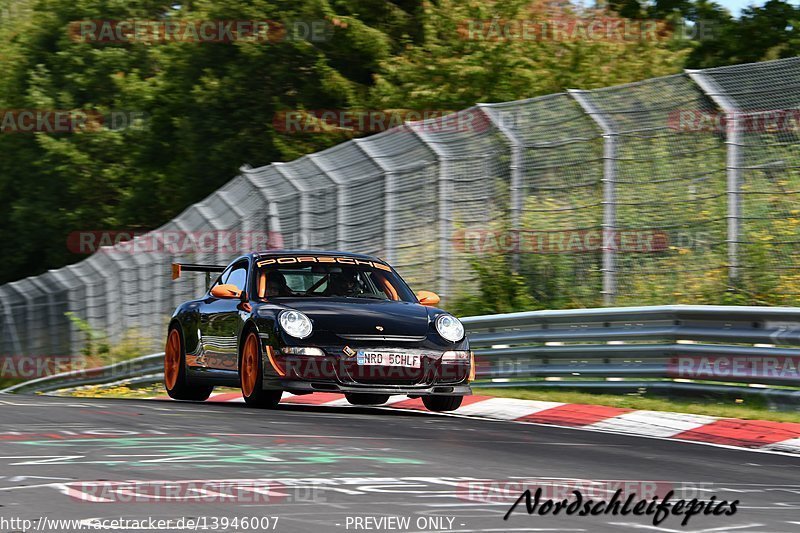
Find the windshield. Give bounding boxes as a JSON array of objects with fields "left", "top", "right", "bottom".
[{"left": 254, "top": 259, "right": 416, "bottom": 302}]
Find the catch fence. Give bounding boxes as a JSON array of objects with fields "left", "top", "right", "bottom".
[{"left": 1, "top": 57, "right": 799, "bottom": 355}]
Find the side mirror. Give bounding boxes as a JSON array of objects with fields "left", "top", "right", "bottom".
[
  {"left": 416, "top": 290, "right": 440, "bottom": 306},
  {"left": 210, "top": 284, "right": 242, "bottom": 299}
]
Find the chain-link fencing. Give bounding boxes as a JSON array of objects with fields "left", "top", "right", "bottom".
[{"left": 1, "top": 57, "right": 799, "bottom": 355}]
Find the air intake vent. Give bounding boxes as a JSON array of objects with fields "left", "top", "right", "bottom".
[{"left": 338, "top": 334, "right": 427, "bottom": 342}]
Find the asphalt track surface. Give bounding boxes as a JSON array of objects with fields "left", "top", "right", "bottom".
[{"left": 0, "top": 394, "right": 798, "bottom": 533}]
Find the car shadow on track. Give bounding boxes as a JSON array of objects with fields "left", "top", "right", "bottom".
[{"left": 147, "top": 397, "right": 439, "bottom": 418}]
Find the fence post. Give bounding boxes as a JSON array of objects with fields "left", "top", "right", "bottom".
[
  {"left": 408, "top": 124, "right": 450, "bottom": 301},
  {"left": 569, "top": 90, "right": 617, "bottom": 306},
  {"left": 307, "top": 154, "right": 347, "bottom": 250},
  {"left": 49, "top": 268, "right": 80, "bottom": 356},
  {"left": 5, "top": 284, "right": 30, "bottom": 354},
  {"left": 273, "top": 162, "right": 310, "bottom": 248},
  {"left": 0, "top": 291, "right": 23, "bottom": 355},
  {"left": 478, "top": 103, "right": 523, "bottom": 272},
  {"left": 29, "top": 277, "right": 60, "bottom": 355},
  {"left": 726, "top": 122, "right": 742, "bottom": 283},
  {"left": 686, "top": 70, "right": 742, "bottom": 284},
  {"left": 240, "top": 165, "right": 283, "bottom": 248},
  {"left": 352, "top": 138, "right": 395, "bottom": 263}
]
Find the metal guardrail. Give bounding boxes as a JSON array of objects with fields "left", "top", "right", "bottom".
[
  {"left": 463, "top": 305, "right": 800, "bottom": 402},
  {"left": 3, "top": 305, "right": 800, "bottom": 401},
  {"left": 0, "top": 353, "right": 164, "bottom": 395}
]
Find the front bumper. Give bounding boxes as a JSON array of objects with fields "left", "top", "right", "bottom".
[
  {"left": 261, "top": 343, "right": 472, "bottom": 395},
  {"left": 267, "top": 378, "right": 472, "bottom": 396}
]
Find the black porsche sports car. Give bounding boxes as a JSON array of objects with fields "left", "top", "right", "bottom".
[{"left": 164, "top": 250, "right": 473, "bottom": 412}]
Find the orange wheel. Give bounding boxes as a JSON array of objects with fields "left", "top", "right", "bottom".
[
  {"left": 241, "top": 333, "right": 259, "bottom": 397},
  {"left": 240, "top": 332, "right": 282, "bottom": 408},
  {"left": 164, "top": 328, "right": 181, "bottom": 390}
]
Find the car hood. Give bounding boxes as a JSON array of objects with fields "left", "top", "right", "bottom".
[{"left": 276, "top": 298, "right": 431, "bottom": 337}]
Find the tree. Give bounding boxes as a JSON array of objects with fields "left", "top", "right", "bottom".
[
  {"left": 369, "top": 0, "right": 688, "bottom": 109},
  {"left": 0, "top": 0, "right": 408, "bottom": 284},
  {"left": 1, "top": 0, "right": 796, "bottom": 288},
  {"left": 685, "top": 0, "right": 799, "bottom": 68}
]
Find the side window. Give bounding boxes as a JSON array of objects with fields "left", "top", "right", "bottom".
[
  {"left": 210, "top": 265, "right": 233, "bottom": 291},
  {"left": 226, "top": 261, "right": 248, "bottom": 291}
]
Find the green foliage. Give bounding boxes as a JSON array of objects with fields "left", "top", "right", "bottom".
[
  {"left": 65, "top": 311, "right": 110, "bottom": 357},
  {"left": 65, "top": 311, "right": 144, "bottom": 362},
  {"left": 0, "top": 0, "right": 797, "bottom": 303},
  {"left": 450, "top": 253, "right": 539, "bottom": 316},
  {"left": 665, "top": 0, "right": 800, "bottom": 68},
  {"left": 369, "top": 0, "right": 689, "bottom": 108},
  {"left": 0, "top": 0, "right": 397, "bottom": 284}
]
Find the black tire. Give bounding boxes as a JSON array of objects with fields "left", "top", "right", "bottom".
[
  {"left": 240, "top": 331, "right": 283, "bottom": 408},
  {"left": 164, "top": 326, "right": 214, "bottom": 401},
  {"left": 422, "top": 395, "right": 463, "bottom": 412},
  {"left": 345, "top": 393, "right": 391, "bottom": 406}
]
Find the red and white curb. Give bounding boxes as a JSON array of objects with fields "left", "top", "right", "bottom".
[{"left": 188, "top": 392, "right": 800, "bottom": 456}]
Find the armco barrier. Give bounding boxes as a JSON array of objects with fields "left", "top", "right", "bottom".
[
  {"left": 4, "top": 305, "right": 800, "bottom": 401},
  {"left": 0, "top": 353, "right": 164, "bottom": 395},
  {"left": 465, "top": 305, "right": 800, "bottom": 402}
]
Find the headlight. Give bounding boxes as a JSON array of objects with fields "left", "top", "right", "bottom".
[
  {"left": 435, "top": 314, "right": 464, "bottom": 342},
  {"left": 278, "top": 310, "right": 313, "bottom": 339}
]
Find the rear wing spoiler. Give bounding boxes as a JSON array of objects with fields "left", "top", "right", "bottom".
[{"left": 172, "top": 263, "right": 226, "bottom": 288}]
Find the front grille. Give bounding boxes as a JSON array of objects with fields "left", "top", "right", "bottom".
[
  {"left": 344, "top": 362, "right": 428, "bottom": 385},
  {"left": 350, "top": 377, "right": 422, "bottom": 386},
  {"left": 337, "top": 334, "right": 427, "bottom": 342}
]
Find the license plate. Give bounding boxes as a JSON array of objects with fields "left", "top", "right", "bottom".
[{"left": 356, "top": 350, "right": 421, "bottom": 368}]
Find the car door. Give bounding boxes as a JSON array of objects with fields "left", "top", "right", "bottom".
[{"left": 201, "top": 259, "right": 249, "bottom": 371}]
